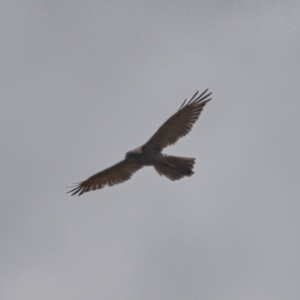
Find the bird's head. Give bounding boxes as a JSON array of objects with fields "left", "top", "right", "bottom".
[
  {"left": 125, "top": 147, "right": 143, "bottom": 161},
  {"left": 125, "top": 151, "right": 134, "bottom": 159}
]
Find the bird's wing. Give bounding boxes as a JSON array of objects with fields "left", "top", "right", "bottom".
[
  {"left": 68, "top": 160, "right": 143, "bottom": 196},
  {"left": 144, "top": 89, "right": 212, "bottom": 151}
]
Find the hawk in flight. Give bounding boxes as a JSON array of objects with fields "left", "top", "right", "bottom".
[{"left": 68, "top": 89, "right": 212, "bottom": 196}]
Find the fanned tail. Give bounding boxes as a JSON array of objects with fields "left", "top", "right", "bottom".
[{"left": 154, "top": 155, "right": 195, "bottom": 181}]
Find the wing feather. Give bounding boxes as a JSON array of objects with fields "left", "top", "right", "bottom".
[
  {"left": 68, "top": 160, "right": 142, "bottom": 196},
  {"left": 144, "top": 89, "right": 212, "bottom": 150}
]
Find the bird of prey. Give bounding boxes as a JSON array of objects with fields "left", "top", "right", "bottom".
[{"left": 68, "top": 89, "right": 212, "bottom": 196}]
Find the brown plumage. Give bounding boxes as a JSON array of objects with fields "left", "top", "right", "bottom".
[
  {"left": 68, "top": 161, "right": 142, "bottom": 196},
  {"left": 68, "top": 89, "right": 212, "bottom": 196}
]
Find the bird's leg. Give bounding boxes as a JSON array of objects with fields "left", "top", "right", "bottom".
[{"left": 164, "top": 156, "right": 177, "bottom": 168}]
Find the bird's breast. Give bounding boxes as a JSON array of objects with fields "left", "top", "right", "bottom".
[{"left": 125, "top": 147, "right": 163, "bottom": 166}]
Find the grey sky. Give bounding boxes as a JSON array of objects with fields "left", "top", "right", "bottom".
[{"left": 1, "top": 1, "right": 300, "bottom": 299}]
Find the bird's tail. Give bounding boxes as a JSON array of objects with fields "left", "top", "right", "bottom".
[{"left": 154, "top": 155, "right": 195, "bottom": 181}]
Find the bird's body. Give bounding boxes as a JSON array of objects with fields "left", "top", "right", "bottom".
[
  {"left": 68, "top": 89, "right": 212, "bottom": 196},
  {"left": 126, "top": 146, "right": 164, "bottom": 166}
]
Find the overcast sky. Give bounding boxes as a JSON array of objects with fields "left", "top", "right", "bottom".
[{"left": 1, "top": 1, "right": 300, "bottom": 299}]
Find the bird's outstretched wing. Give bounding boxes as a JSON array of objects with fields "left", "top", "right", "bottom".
[
  {"left": 144, "top": 89, "right": 212, "bottom": 151},
  {"left": 68, "top": 160, "right": 143, "bottom": 196}
]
